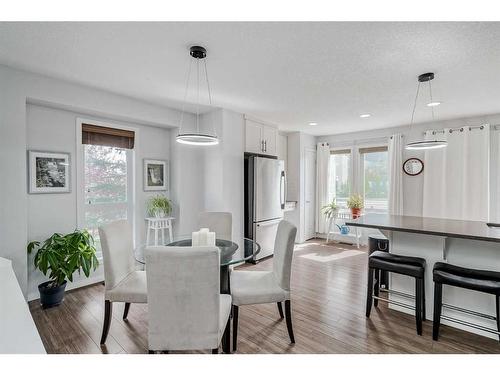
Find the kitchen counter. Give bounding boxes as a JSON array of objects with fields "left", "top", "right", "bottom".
[
  {"left": 347, "top": 213, "right": 500, "bottom": 243},
  {"left": 346, "top": 213, "right": 500, "bottom": 340}
]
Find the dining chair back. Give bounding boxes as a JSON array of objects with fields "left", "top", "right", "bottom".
[
  {"left": 99, "top": 220, "right": 135, "bottom": 291},
  {"left": 272, "top": 220, "right": 297, "bottom": 291},
  {"left": 198, "top": 212, "right": 232, "bottom": 241},
  {"left": 146, "top": 246, "right": 227, "bottom": 352}
]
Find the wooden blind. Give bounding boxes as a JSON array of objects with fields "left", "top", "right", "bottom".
[
  {"left": 330, "top": 149, "right": 351, "bottom": 155},
  {"left": 82, "top": 124, "right": 135, "bottom": 149},
  {"left": 358, "top": 146, "right": 388, "bottom": 154}
]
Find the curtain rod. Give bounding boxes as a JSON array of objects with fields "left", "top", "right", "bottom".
[{"left": 422, "top": 124, "right": 493, "bottom": 135}]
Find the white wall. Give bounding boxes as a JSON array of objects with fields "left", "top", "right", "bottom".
[
  {"left": 317, "top": 114, "right": 500, "bottom": 217},
  {"left": 0, "top": 64, "right": 195, "bottom": 297}
]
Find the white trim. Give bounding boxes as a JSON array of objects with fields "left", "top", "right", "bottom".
[{"left": 243, "top": 114, "right": 280, "bottom": 129}]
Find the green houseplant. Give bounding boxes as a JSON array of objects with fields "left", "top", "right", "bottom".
[
  {"left": 347, "top": 194, "right": 364, "bottom": 218},
  {"left": 321, "top": 200, "right": 339, "bottom": 219},
  {"left": 147, "top": 195, "right": 172, "bottom": 218},
  {"left": 27, "top": 229, "right": 99, "bottom": 309}
]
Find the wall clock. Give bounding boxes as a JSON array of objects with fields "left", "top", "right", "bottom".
[{"left": 403, "top": 158, "right": 424, "bottom": 176}]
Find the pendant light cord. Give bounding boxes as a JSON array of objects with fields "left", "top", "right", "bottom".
[
  {"left": 196, "top": 58, "right": 200, "bottom": 133},
  {"left": 203, "top": 58, "right": 217, "bottom": 137},
  {"left": 178, "top": 58, "right": 193, "bottom": 135},
  {"left": 408, "top": 81, "right": 421, "bottom": 138},
  {"left": 428, "top": 79, "right": 435, "bottom": 121}
]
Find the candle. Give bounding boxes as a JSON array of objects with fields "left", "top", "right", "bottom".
[
  {"left": 207, "top": 232, "right": 216, "bottom": 246},
  {"left": 192, "top": 231, "right": 200, "bottom": 246},
  {"left": 199, "top": 228, "right": 209, "bottom": 245}
]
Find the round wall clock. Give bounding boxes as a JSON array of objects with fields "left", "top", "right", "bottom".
[{"left": 403, "top": 158, "right": 424, "bottom": 176}]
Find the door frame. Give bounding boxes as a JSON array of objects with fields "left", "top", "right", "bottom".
[{"left": 303, "top": 147, "right": 316, "bottom": 241}]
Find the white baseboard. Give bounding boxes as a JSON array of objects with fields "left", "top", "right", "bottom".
[{"left": 27, "top": 275, "right": 105, "bottom": 302}]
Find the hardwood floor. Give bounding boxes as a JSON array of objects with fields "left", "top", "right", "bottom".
[{"left": 29, "top": 239, "right": 500, "bottom": 354}]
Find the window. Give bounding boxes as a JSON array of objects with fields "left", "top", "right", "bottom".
[
  {"left": 79, "top": 122, "right": 135, "bottom": 259},
  {"left": 359, "top": 146, "right": 388, "bottom": 213},
  {"left": 328, "top": 149, "right": 352, "bottom": 208},
  {"left": 326, "top": 144, "right": 389, "bottom": 213}
]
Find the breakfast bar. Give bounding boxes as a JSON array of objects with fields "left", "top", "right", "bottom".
[{"left": 347, "top": 213, "right": 500, "bottom": 339}]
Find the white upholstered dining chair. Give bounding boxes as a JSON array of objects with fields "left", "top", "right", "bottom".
[
  {"left": 98, "top": 220, "right": 147, "bottom": 345},
  {"left": 198, "top": 212, "right": 232, "bottom": 241},
  {"left": 230, "top": 220, "right": 297, "bottom": 350},
  {"left": 145, "top": 246, "right": 231, "bottom": 353}
]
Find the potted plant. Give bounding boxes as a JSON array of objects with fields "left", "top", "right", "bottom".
[
  {"left": 321, "top": 200, "right": 339, "bottom": 219},
  {"left": 27, "top": 229, "right": 99, "bottom": 309},
  {"left": 147, "top": 195, "right": 172, "bottom": 218},
  {"left": 347, "top": 194, "right": 364, "bottom": 219}
]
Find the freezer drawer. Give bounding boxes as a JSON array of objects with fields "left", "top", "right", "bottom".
[{"left": 254, "top": 218, "right": 282, "bottom": 260}]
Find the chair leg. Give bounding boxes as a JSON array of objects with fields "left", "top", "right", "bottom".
[
  {"left": 123, "top": 302, "right": 131, "bottom": 320},
  {"left": 433, "top": 282, "right": 443, "bottom": 341},
  {"left": 496, "top": 294, "right": 500, "bottom": 342},
  {"left": 232, "top": 305, "right": 239, "bottom": 351},
  {"left": 100, "top": 300, "right": 112, "bottom": 345},
  {"left": 415, "top": 278, "right": 422, "bottom": 335},
  {"left": 212, "top": 348, "right": 219, "bottom": 354},
  {"left": 366, "top": 267, "right": 374, "bottom": 317},
  {"left": 374, "top": 269, "right": 380, "bottom": 307},
  {"left": 421, "top": 278, "right": 426, "bottom": 321},
  {"left": 284, "top": 300, "right": 295, "bottom": 344},
  {"left": 277, "top": 302, "right": 284, "bottom": 319},
  {"left": 222, "top": 317, "right": 231, "bottom": 354}
]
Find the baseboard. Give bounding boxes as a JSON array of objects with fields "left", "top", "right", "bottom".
[{"left": 28, "top": 275, "right": 105, "bottom": 302}]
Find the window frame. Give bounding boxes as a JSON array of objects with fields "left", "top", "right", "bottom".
[
  {"left": 357, "top": 143, "right": 389, "bottom": 213},
  {"left": 76, "top": 118, "right": 138, "bottom": 259},
  {"left": 328, "top": 146, "right": 354, "bottom": 208}
]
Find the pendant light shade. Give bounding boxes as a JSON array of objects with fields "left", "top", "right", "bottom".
[
  {"left": 405, "top": 72, "right": 447, "bottom": 151},
  {"left": 176, "top": 46, "right": 219, "bottom": 146}
]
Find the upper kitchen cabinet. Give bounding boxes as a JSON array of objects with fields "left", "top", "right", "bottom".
[{"left": 245, "top": 118, "right": 278, "bottom": 156}]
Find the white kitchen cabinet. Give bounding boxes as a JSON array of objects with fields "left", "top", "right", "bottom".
[{"left": 245, "top": 119, "right": 278, "bottom": 156}]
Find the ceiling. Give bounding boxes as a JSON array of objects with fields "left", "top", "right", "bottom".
[{"left": 1, "top": 22, "right": 500, "bottom": 135}]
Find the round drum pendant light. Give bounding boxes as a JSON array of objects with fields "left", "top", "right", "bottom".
[
  {"left": 405, "top": 72, "right": 447, "bottom": 150},
  {"left": 176, "top": 46, "right": 219, "bottom": 146}
]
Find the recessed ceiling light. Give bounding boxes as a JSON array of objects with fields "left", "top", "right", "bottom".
[
  {"left": 309, "top": 122, "right": 318, "bottom": 126},
  {"left": 360, "top": 114, "right": 371, "bottom": 118},
  {"left": 427, "top": 101, "right": 441, "bottom": 107}
]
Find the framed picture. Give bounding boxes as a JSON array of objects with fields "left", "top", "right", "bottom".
[
  {"left": 144, "top": 159, "right": 168, "bottom": 191},
  {"left": 28, "top": 151, "right": 71, "bottom": 194}
]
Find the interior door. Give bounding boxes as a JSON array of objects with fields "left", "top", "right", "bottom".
[{"left": 304, "top": 148, "right": 316, "bottom": 240}]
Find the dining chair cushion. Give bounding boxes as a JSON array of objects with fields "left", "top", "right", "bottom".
[
  {"left": 99, "top": 220, "right": 136, "bottom": 291},
  {"left": 105, "top": 270, "right": 147, "bottom": 303},
  {"left": 146, "top": 246, "right": 230, "bottom": 351},
  {"left": 198, "top": 212, "right": 232, "bottom": 241},
  {"left": 230, "top": 270, "right": 289, "bottom": 306}
]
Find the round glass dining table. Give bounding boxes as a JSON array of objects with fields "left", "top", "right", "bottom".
[{"left": 134, "top": 236, "right": 261, "bottom": 293}]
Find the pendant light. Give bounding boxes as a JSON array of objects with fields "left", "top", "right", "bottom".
[
  {"left": 176, "top": 46, "right": 219, "bottom": 146},
  {"left": 405, "top": 72, "right": 447, "bottom": 150}
]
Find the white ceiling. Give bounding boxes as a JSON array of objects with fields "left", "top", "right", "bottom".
[{"left": 1, "top": 22, "right": 500, "bottom": 135}]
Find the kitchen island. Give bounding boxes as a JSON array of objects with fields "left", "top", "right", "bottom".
[{"left": 347, "top": 213, "right": 500, "bottom": 339}]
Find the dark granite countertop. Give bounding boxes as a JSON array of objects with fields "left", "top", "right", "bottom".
[{"left": 347, "top": 214, "right": 500, "bottom": 243}]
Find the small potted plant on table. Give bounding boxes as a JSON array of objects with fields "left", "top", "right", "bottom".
[
  {"left": 27, "top": 229, "right": 99, "bottom": 309},
  {"left": 147, "top": 195, "right": 172, "bottom": 218},
  {"left": 347, "top": 194, "right": 364, "bottom": 219}
]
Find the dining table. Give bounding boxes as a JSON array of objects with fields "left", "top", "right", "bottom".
[{"left": 134, "top": 236, "right": 261, "bottom": 294}]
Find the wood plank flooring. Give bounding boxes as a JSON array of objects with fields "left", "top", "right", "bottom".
[{"left": 29, "top": 240, "right": 500, "bottom": 354}]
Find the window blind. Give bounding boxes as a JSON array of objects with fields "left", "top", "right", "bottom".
[
  {"left": 359, "top": 146, "right": 388, "bottom": 154},
  {"left": 330, "top": 149, "right": 351, "bottom": 155},
  {"left": 82, "top": 123, "right": 135, "bottom": 149}
]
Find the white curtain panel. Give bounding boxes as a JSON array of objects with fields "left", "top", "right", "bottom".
[
  {"left": 315, "top": 142, "right": 330, "bottom": 233},
  {"left": 423, "top": 125, "right": 490, "bottom": 221},
  {"left": 388, "top": 134, "right": 404, "bottom": 215}
]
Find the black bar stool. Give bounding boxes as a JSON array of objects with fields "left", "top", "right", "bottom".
[
  {"left": 432, "top": 262, "right": 500, "bottom": 341},
  {"left": 368, "top": 233, "right": 390, "bottom": 288},
  {"left": 366, "top": 251, "right": 426, "bottom": 335}
]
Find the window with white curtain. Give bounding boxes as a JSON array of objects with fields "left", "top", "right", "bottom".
[
  {"left": 328, "top": 149, "right": 352, "bottom": 207},
  {"left": 327, "top": 145, "right": 389, "bottom": 212}
]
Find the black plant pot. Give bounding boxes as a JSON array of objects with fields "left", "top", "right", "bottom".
[{"left": 38, "top": 280, "right": 67, "bottom": 309}]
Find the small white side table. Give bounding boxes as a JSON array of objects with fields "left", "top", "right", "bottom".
[{"left": 146, "top": 217, "right": 174, "bottom": 246}]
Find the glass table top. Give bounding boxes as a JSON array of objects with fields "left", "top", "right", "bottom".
[{"left": 134, "top": 236, "right": 261, "bottom": 266}]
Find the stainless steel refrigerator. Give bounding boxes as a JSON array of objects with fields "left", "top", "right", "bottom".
[{"left": 244, "top": 154, "right": 286, "bottom": 262}]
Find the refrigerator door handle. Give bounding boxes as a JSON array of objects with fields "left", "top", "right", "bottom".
[{"left": 280, "top": 171, "right": 286, "bottom": 209}]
